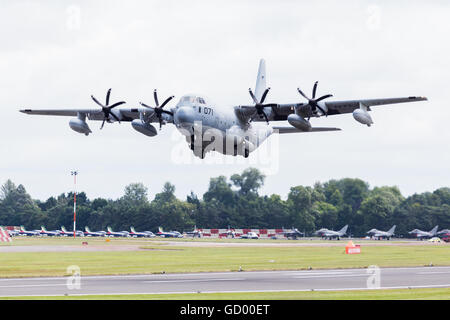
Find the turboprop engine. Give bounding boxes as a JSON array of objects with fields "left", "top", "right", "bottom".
[
  {"left": 69, "top": 118, "right": 91, "bottom": 136},
  {"left": 131, "top": 119, "right": 158, "bottom": 137},
  {"left": 287, "top": 114, "right": 312, "bottom": 131},
  {"left": 352, "top": 109, "right": 373, "bottom": 126}
]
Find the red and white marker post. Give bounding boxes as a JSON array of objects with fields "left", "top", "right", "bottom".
[{"left": 71, "top": 171, "right": 78, "bottom": 238}]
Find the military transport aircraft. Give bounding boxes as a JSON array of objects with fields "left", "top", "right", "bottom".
[
  {"left": 409, "top": 226, "right": 439, "bottom": 240},
  {"left": 20, "top": 59, "right": 427, "bottom": 159},
  {"left": 367, "top": 225, "right": 396, "bottom": 240},
  {"left": 317, "top": 225, "right": 348, "bottom": 240}
]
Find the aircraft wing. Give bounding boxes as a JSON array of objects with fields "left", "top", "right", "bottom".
[
  {"left": 235, "top": 96, "right": 427, "bottom": 122},
  {"left": 273, "top": 126, "right": 341, "bottom": 134},
  {"left": 20, "top": 108, "right": 143, "bottom": 121},
  {"left": 323, "top": 96, "right": 427, "bottom": 115}
]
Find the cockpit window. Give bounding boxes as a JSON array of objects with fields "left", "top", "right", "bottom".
[
  {"left": 197, "top": 97, "right": 206, "bottom": 104},
  {"left": 180, "top": 96, "right": 196, "bottom": 104}
]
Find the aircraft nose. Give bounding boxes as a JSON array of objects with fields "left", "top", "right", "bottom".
[{"left": 174, "top": 106, "right": 195, "bottom": 126}]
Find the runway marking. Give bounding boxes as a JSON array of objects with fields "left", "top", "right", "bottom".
[
  {"left": 293, "top": 274, "right": 369, "bottom": 279},
  {"left": 416, "top": 271, "right": 450, "bottom": 275},
  {"left": 0, "top": 283, "right": 67, "bottom": 288},
  {"left": 143, "top": 278, "right": 245, "bottom": 283}
]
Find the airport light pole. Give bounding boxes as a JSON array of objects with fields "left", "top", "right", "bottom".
[{"left": 71, "top": 171, "right": 78, "bottom": 238}]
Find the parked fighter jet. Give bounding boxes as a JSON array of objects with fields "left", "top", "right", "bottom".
[
  {"left": 409, "top": 226, "right": 439, "bottom": 240},
  {"left": 18, "top": 226, "right": 40, "bottom": 236},
  {"left": 282, "top": 227, "right": 304, "bottom": 240},
  {"left": 106, "top": 227, "right": 130, "bottom": 237},
  {"left": 185, "top": 226, "right": 202, "bottom": 238},
  {"left": 129, "top": 227, "right": 155, "bottom": 238},
  {"left": 318, "top": 225, "right": 348, "bottom": 240},
  {"left": 156, "top": 227, "right": 183, "bottom": 238},
  {"left": 39, "top": 226, "right": 61, "bottom": 237},
  {"left": 20, "top": 59, "right": 427, "bottom": 159},
  {"left": 367, "top": 225, "right": 396, "bottom": 240},
  {"left": 314, "top": 228, "right": 330, "bottom": 237},
  {"left": 84, "top": 226, "right": 106, "bottom": 237},
  {"left": 60, "top": 226, "right": 84, "bottom": 237}
]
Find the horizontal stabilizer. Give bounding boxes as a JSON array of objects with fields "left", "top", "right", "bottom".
[{"left": 273, "top": 126, "right": 341, "bottom": 134}]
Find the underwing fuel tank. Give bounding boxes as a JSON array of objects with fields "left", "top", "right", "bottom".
[
  {"left": 69, "top": 118, "right": 92, "bottom": 136},
  {"left": 287, "top": 114, "right": 312, "bottom": 131},
  {"left": 131, "top": 120, "right": 158, "bottom": 137},
  {"left": 352, "top": 109, "right": 373, "bottom": 126}
]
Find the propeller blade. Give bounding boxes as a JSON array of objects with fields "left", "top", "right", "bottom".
[
  {"left": 153, "top": 90, "right": 159, "bottom": 107},
  {"left": 160, "top": 95, "right": 174, "bottom": 108},
  {"left": 262, "top": 111, "right": 269, "bottom": 124},
  {"left": 100, "top": 119, "right": 106, "bottom": 130},
  {"left": 297, "top": 88, "right": 310, "bottom": 101},
  {"left": 312, "top": 81, "right": 318, "bottom": 99},
  {"left": 248, "top": 89, "right": 259, "bottom": 104},
  {"left": 106, "top": 88, "right": 111, "bottom": 106},
  {"left": 259, "top": 87, "right": 270, "bottom": 104},
  {"left": 110, "top": 111, "right": 121, "bottom": 123},
  {"left": 161, "top": 109, "right": 174, "bottom": 116},
  {"left": 140, "top": 102, "right": 153, "bottom": 109},
  {"left": 91, "top": 95, "right": 104, "bottom": 108},
  {"left": 108, "top": 101, "right": 126, "bottom": 109},
  {"left": 316, "top": 104, "right": 327, "bottom": 116},
  {"left": 315, "top": 94, "right": 333, "bottom": 102}
]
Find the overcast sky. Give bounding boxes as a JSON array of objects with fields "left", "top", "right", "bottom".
[{"left": 0, "top": 1, "right": 449, "bottom": 201}]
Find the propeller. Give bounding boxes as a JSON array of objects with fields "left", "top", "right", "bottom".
[
  {"left": 248, "top": 87, "right": 277, "bottom": 124},
  {"left": 91, "top": 89, "right": 126, "bottom": 129},
  {"left": 140, "top": 89, "right": 174, "bottom": 130},
  {"left": 297, "top": 81, "right": 332, "bottom": 117}
]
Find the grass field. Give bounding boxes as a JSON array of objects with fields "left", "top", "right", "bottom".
[
  {"left": 0, "top": 238, "right": 448, "bottom": 278},
  {"left": 3, "top": 288, "right": 450, "bottom": 300}
]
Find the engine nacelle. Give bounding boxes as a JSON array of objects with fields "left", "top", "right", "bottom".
[
  {"left": 131, "top": 120, "right": 158, "bottom": 137},
  {"left": 287, "top": 114, "right": 312, "bottom": 131},
  {"left": 353, "top": 109, "right": 373, "bottom": 126},
  {"left": 69, "top": 118, "right": 91, "bottom": 136}
]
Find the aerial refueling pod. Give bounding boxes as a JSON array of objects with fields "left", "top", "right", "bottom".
[
  {"left": 287, "top": 113, "right": 312, "bottom": 131},
  {"left": 353, "top": 103, "right": 373, "bottom": 126},
  {"left": 131, "top": 119, "right": 158, "bottom": 137},
  {"left": 69, "top": 118, "right": 91, "bottom": 136}
]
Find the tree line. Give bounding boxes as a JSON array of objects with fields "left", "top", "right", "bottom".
[{"left": 0, "top": 168, "right": 449, "bottom": 237}]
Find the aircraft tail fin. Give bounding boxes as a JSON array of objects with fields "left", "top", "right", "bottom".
[
  {"left": 85, "top": 226, "right": 91, "bottom": 233},
  {"left": 158, "top": 226, "right": 163, "bottom": 233},
  {"left": 107, "top": 226, "right": 113, "bottom": 233},
  {"left": 254, "top": 58, "right": 267, "bottom": 102},
  {"left": 388, "top": 225, "right": 396, "bottom": 235},
  {"left": 41, "top": 226, "right": 47, "bottom": 232},
  {"left": 20, "top": 225, "right": 26, "bottom": 232},
  {"left": 61, "top": 226, "right": 67, "bottom": 232},
  {"left": 430, "top": 225, "right": 439, "bottom": 235},
  {"left": 339, "top": 225, "right": 348, "bottom": 235},
  {"left": 130, "top": 226, "right": 136, "bottom": 233}
]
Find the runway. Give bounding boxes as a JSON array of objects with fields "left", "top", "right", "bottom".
[{"left": 0, "top": 266, "right": 449, "bottom": 297}]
